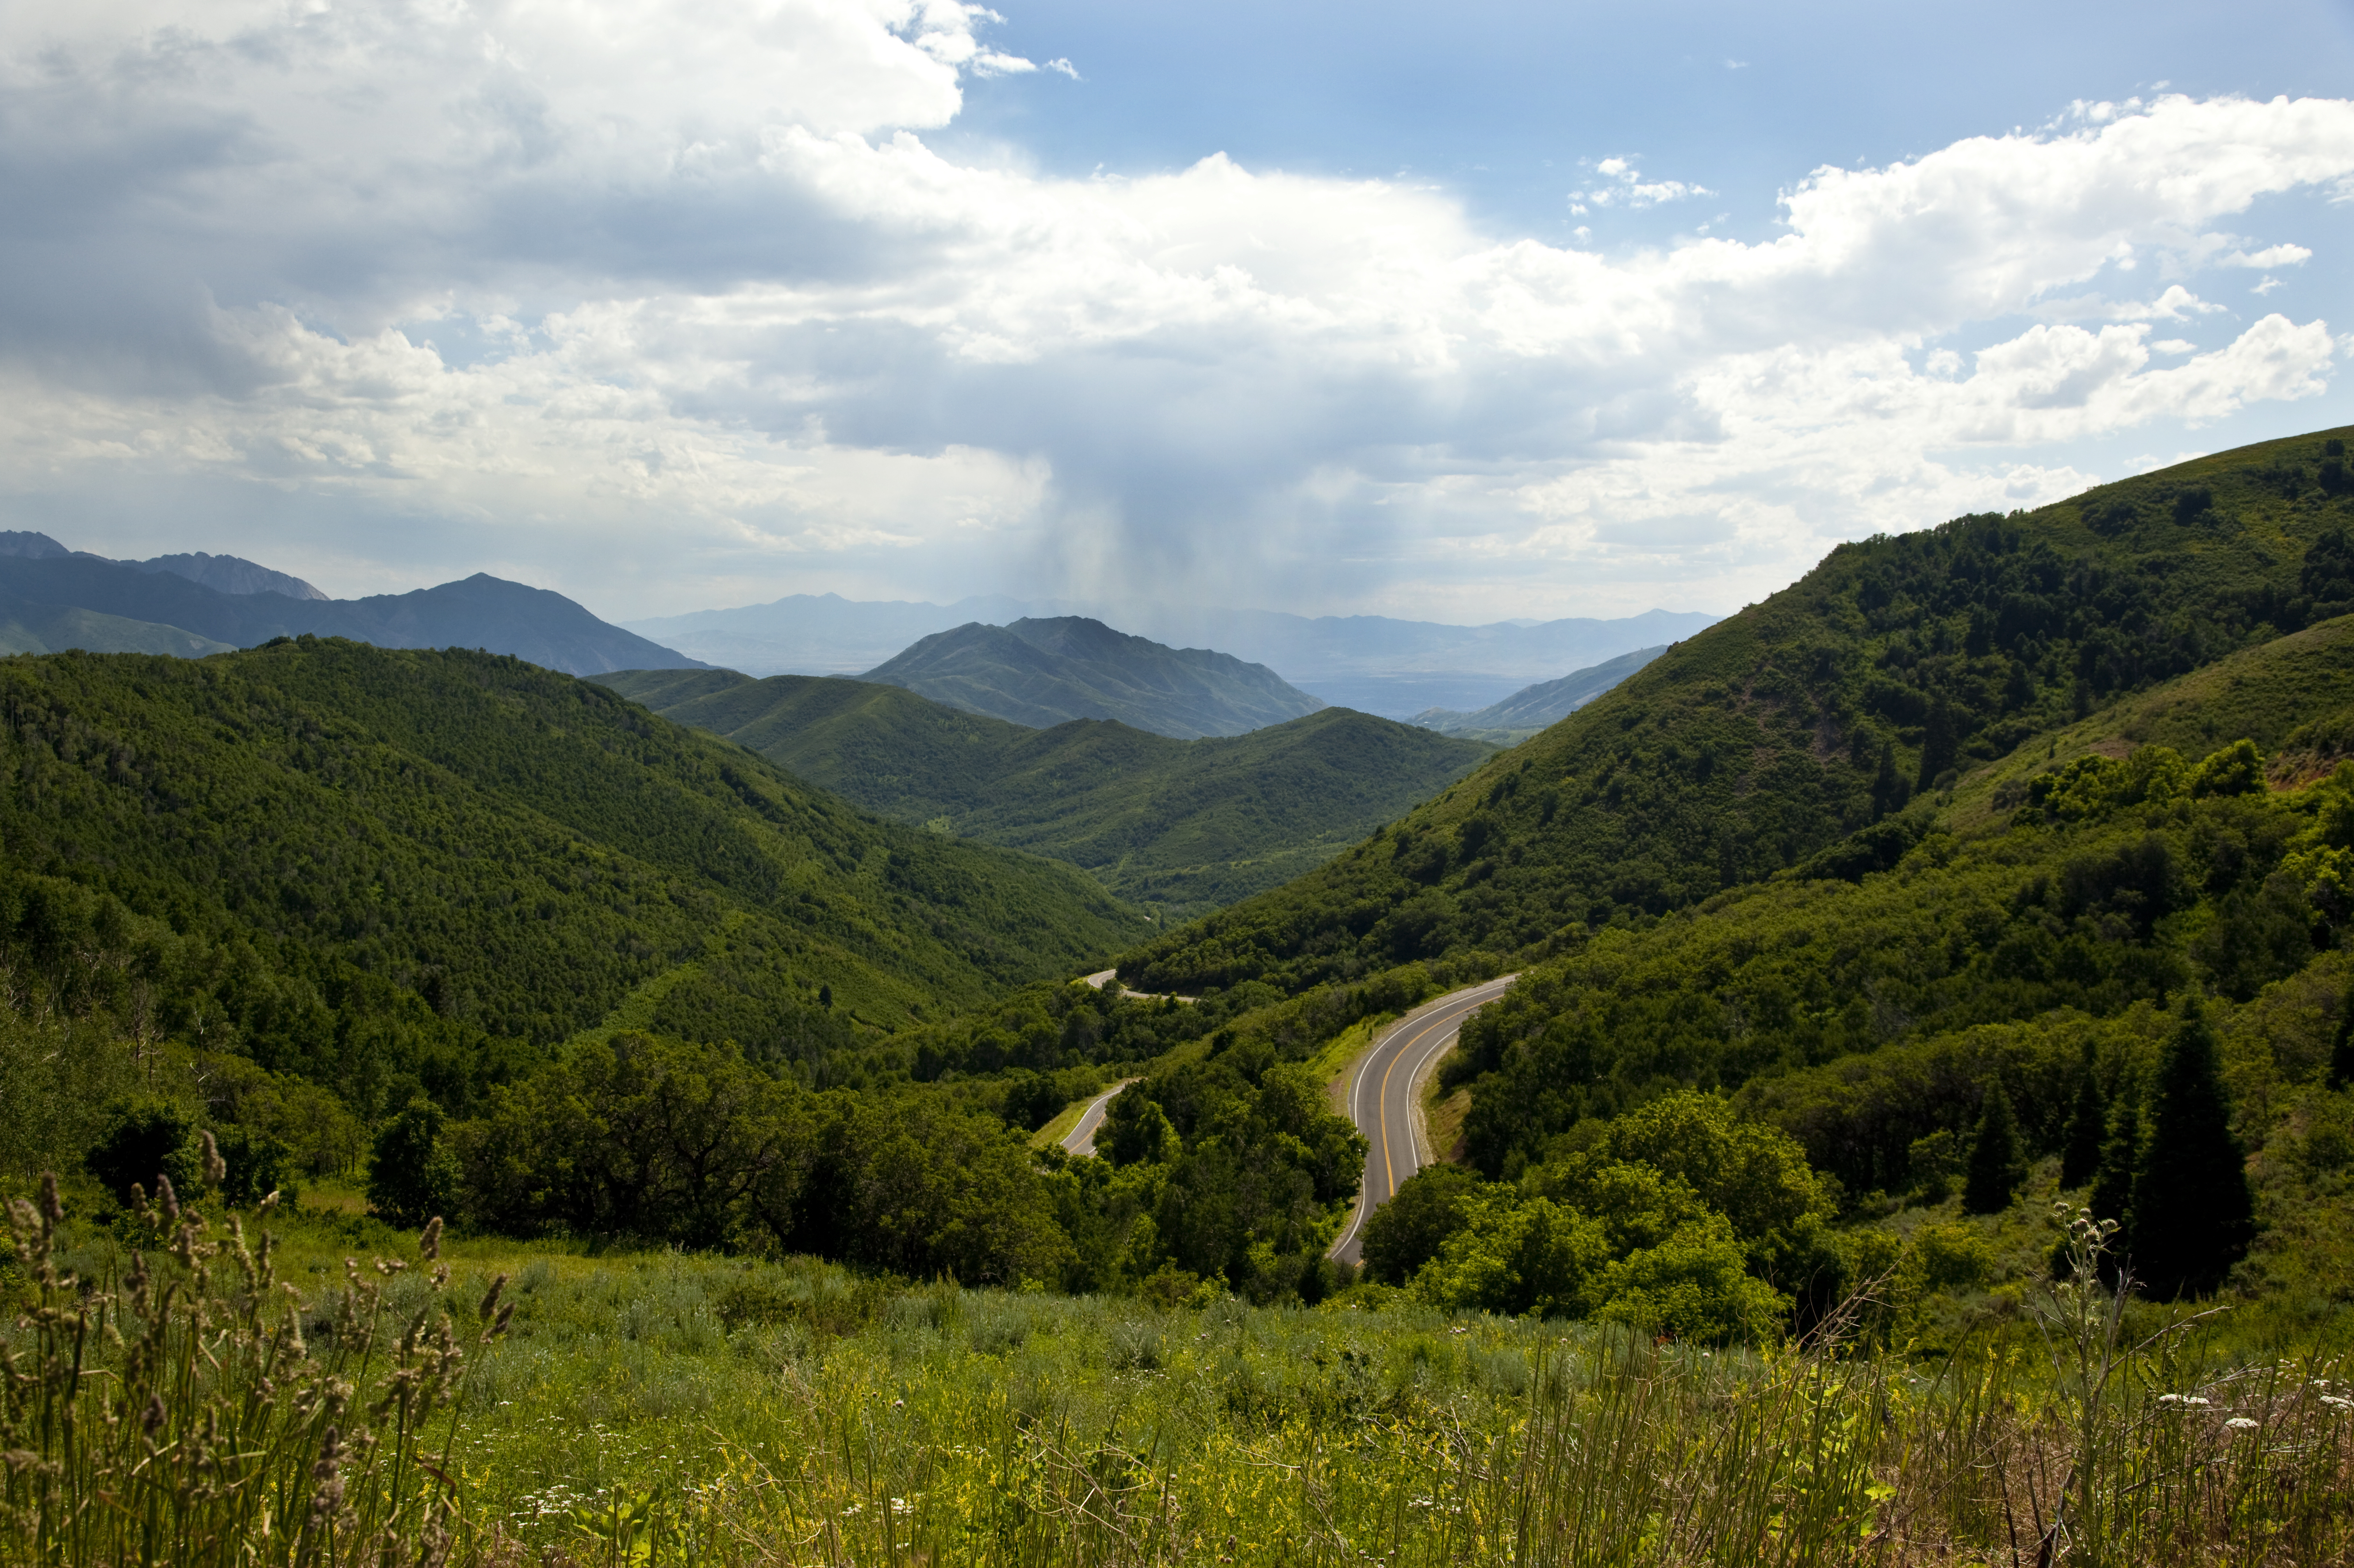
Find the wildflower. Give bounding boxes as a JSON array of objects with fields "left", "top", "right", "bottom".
[
  {"left": 2225, "top": 1417, "right": 2259, "bottom": 1430},
  {"left": 420, "top": 1217, "right": 443, "bottom": 1262},
  {"left": 200, "top": 1129, "right": 227, "bottom": 1188},
  {"left": 479, "top": 1274, "right": 509, "bottom": 1322},
  {"left": 157, "top": 1174, "right": 180, "bottom": 1224},
  {"left": 37, "top": 1171, "right": 61, "bottom": 1230}
]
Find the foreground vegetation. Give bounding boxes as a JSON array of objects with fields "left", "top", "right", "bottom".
[{"left": 8, "top": 1180, "right": 2354, "bottom": 1566}]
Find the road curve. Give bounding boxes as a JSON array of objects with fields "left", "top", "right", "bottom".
[
  {"left": 1061, "top": 1079, "right": 1136, "bottom": 1157},
  {"left": 1328, "top": 975, "right": 1518, "bottom": 1266}
]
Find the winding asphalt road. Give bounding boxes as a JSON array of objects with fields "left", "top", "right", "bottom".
[
  {"left": 1060, "top": 1079, "right": 1135, "bottom": 1157},
  {"left": 1328, "top": 975, "right": 1518, "bottom": 1266}
]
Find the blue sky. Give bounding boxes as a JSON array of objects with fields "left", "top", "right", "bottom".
[{"left": 3, "top": 0, "right": 2352, "bottom": 624}]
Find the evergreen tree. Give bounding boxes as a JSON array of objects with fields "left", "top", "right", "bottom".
[
  {"left": 1871, "top": 742, "right": 1910, "bottom": 822},
  {"left": 2128, "top": 1001, "right": 2256, "bottom": 1298},
  {"left": 2331, "top": 981, "right": 2354, "bottom": 1090},
  {"left": 2059, "top": 1045, "right": 2107, "bottom": 1189},
  {"left": 2087, "top": 1090, "right": 2139, "bottom": 1228},
  {"left": 1961, "top": 1087, "right": 2027, "bottom": 1214},
  {"left": 1914, "top": 697, "right": 1959, "bottom": 793}
]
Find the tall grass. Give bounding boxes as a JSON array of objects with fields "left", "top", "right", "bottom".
[
  {"left": 0, "top": 1163, "right": 508, "bottom": 1566},
  {"left": 8, "top": 1186, "right": 2354, "bottom": 1564}
]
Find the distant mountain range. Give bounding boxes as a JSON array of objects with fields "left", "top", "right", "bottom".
[
  {"left": 624, "top": 594, "right": 1722, "bottom": 717},
  {"left": 0, "top": 533, "right": 702, "bottom": 676},
  {"left": 596, "top": 667, "right": 1489, "bottom": 917},
  {"left": 1412, "top": 646, "right": 1670, "bottom": 743},
  {"left": 859, "top": 617, "right": 1323, "bottom": 739}
]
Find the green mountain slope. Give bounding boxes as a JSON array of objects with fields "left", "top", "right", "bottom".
[
  {"left": 1435, "top": 615, "right": 2354, "bottom": 1306},
  {"left": 1414, "top": 645, "right": 1669, "bottom": 743},
  {"left": 859, "top": 616, "right": 1324, "bottom": 738},
  {"left": 1116, "top": 427, "right": 2354, "bottom": 996},
  {"left": 0, "top": 639, "right": 1146, "bottom": 1113},
  {"left": 594, "top": 669, "right": 1492, "bottom": 917},
  {"left": 0, "top": 595, "right": 236, "bottom": 658}
]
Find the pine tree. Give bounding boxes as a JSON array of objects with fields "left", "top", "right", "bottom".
[
  {"left": 2087, "top": 1090, "right": 2139, "bottom": 1228},
  {"left": 2129, "top": 1001, "right": 2256, "bottom": 1299},
  {"left": 1962, "top": 1086, "right": 2028, "bottom": 1214},
  {"left": 2331, "top": 981, "right": 2354, "bottom": 1090},
  {"left": 1871, "top": 742, "right": 1911, "bottom": 822},
  {"left": 2059, "top": 1044, "right": 2106, "bottom": 1189}
]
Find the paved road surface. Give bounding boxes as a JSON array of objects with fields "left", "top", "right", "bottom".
[
  {"left": 1060, "top": 1079, "right": 1136, "bottom": 1157},
  {"left": 1328, "top": 975, "right": 1517, "bottom": 1266}
]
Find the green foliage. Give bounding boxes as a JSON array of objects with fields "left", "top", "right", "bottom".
[
  {"left": 367, "top": 1096, "right": 458, "bottom": 1229},
  {"left": 2061, "top": 1045, "right": 2107, "bottom": 1188},
  {"left": 0, "top": 640, "right": 1143, "bottom": 1123},
  {"left": 1388, "top": 1095, "right": 1826, "bottom": 1344},
  {"left": 451, "top": 1032, "right": 1070, "bottom": 1287},
  {"left": 600, "top": 670, "right": 1490, "bottom": 919},
  {"left": 83, "top": 1096, "right": 201, "bottom": 1205},
  {"left": 1448, "top": 739, "right": 2329, "bottom": 1189},
  {"left": 1116, "top": 429, "right": 2354, "bottom": 997},
  {"left": 2129, "top": 1002, "right": 2256, "bottom": 1298},
  {"left": 1359, "top": 1162, "right": 1483, "bottom": 1285},
  {"left": 1961, "top": 1087, "right": 2026, "bottom": 1214}
]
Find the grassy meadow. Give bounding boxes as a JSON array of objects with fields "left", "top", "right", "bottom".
[{"left": 12, "top": 1181, "right": 2354, "bottom": 1567}]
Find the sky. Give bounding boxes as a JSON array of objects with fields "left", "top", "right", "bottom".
[{"left": 4, "top": 0, "right": 2354, "bottom": 625}]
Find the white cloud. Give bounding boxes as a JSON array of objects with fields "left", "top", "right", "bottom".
[{"left": 0, "top": 20, "right": 2350, "bottom": 619}]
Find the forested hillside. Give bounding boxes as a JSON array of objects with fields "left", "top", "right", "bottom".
[
  {"left": 1118, "top": 428, "right": 2354, "bottom": 995},
  {"left": 0, "top": 639, "right": 1145, "bottom": 1121},
  {"left": 598, "top": 668, "right": 1490, "bottom": 915}
]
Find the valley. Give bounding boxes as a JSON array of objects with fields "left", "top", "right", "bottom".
[{"left": 12, "top": 431, "right": 2354, "bottom": 1561}]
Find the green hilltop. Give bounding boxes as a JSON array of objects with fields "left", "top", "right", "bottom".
[
  {"left": 0, "top": 639, "right": 1146, "bottom": 1116},
  {"left": 597, "top": 667, "right": 1492, "bottom": 918},
  {"left": 858, "top": 615, "right": 1325, "bottom": 738},
  {"left": 1118, "top": 426, "right": 2354, "bottom": 995}
]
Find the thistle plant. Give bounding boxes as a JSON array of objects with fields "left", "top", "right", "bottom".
[{"left": 0, "top": 1163, "right": 506, "bottom": 1567}]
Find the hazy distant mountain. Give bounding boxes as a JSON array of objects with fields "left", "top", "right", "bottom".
[
  {"left": 625, "top": 592, "right": 1044, "bottom": 675},
  {"left": 132, "top": 551, "right": 327, "bottom": 600},
  {"left": 1413, "top": 645, "right": 1670, "bottom": 743},
  {"left": 621, "top": 592, "right": 1720, "bottom": 716},
  {"left": 0, "top": 553, "right": 702, "bottom": 676},
  {"left": 596, "top": 667, "right": 1488, "bottom": 917},
  {"left": 860, "top": 617, "right": 1324, "bottom": 738},
  {"left": 0, "top": 532, "right": 328, "bottom": 600}
]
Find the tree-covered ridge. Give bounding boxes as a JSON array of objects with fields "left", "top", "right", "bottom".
[
  {"left": 596, "top": 668, "right": 1491, "bottom": 918},
  {"left": 1419, "top": 607, "right": 2354, "bottom": 1305},
  {"left": 0, "top": 639, "right": 1146, "bottom": 1115},
  {"left": 1116, "top": 427, "right": 2354, "bottom": 996}
]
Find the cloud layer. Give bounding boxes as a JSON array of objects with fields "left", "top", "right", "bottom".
[{"left": 3, "top": 1, "right": 2351, "bottom": 617}]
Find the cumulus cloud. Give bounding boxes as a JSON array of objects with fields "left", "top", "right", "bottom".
[{"left": 0, "top": 4, "right": 2350, "bottom": 619}]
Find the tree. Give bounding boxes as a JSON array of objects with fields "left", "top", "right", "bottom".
[
  {"left": 368, "top": 1097, "right": 460, "bottom": 1229},
  {"left": 1962, "top": 1087, "right": 2027, "bottom": 1214},
  {"left": 85, "top": 1098, "right": 201, "bottom": 1206},
  {"left": 2059, "top": 1048, "right": 2106, "bottom": 1189},
  {"left": 2087, "top": 1090, "right": 2139, "bottom": 1228},
  {"left": 2128, "top": 1002, "right": 2256, "bottom": 1298},
  {"left": 1361, "top": 1163, "right": 1483, "bottom": 1285},
  {"left": 2331, "top": 981, "right": 2354, "bottom": 1090},
  {"left": 1871, "top": 742, "right": 1910, "bottom": 822}
]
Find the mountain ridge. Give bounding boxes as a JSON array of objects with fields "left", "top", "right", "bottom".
[
  {"left": 1115, "top": 424, "right": 2354, "bottom": 997},
  {"left": 0, "top": 551, "right": 703, "bottom": 676},
  {"left": 859, "top": 616, "right": 1324, "bottom": 739},
  {"left": 1414, "top": 645, "right": 1670, "bottom": 743},
  {"left": 595, "top": 667, "right": 1491, "bottom": 917}
]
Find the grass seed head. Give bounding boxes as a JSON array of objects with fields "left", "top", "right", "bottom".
[
  {"left": 200, "top": 1128, "right": 227, "bottom": 1189},
  {"left": 420, "top": 1216, "right": 442, "bottom": 1262}
]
